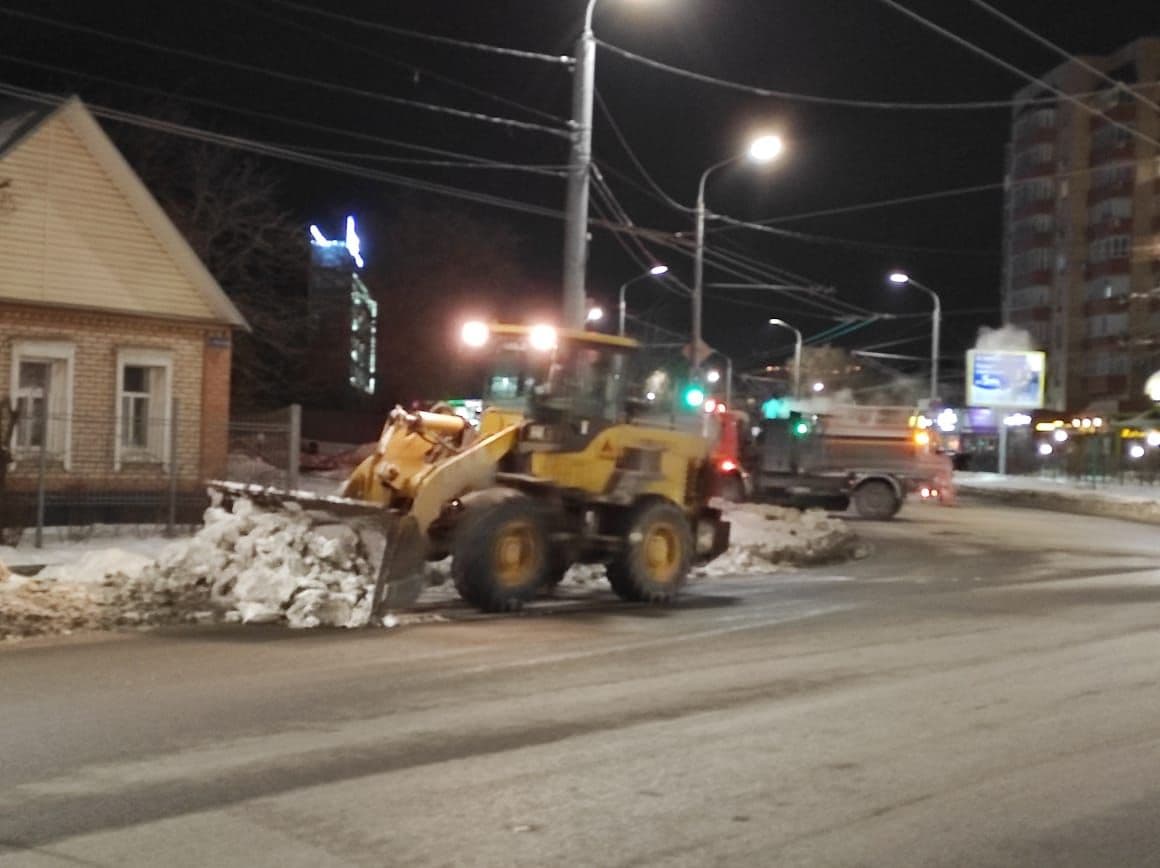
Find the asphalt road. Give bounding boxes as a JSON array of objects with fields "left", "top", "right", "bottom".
[{"left": 4, "top": 500, "right": 1160, "bottom": 867}]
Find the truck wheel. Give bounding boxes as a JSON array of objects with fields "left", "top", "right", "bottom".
[
  {"left": 852, "top": 480, "right": 901, "bottom": 520},
  {"left": 606, "top": 500, "right": 693, "bottom": 603},
  {"left": 452, "top": 494, "right": 549, "bottom": 612}
]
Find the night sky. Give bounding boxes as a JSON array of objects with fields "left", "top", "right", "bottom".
[{"left": 3, "top": 0, "right": 1157, "bottom": 384}]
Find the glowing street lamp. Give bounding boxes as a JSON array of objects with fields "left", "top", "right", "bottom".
[
  {"left": 887, "top": 271, "right": 942, "bottom": 405},
  {"left": 617, "top": 264, "right": 670, "bottom": 336},
  {"left": 693, "top": 133, "right": 785, "bottom": 368},
  {"left": 587, "top": 306, "right": 605, "bottom": 324},
  {"left": 768, "top": 318, "right": 803, "bottom": 400}
]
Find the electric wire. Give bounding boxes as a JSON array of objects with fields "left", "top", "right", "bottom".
[
  {"left": 596, "top": 38, "right": 1088, "bottom": 111},
  {"left": 240, "top": 0, "right": 569, "bottom": 123},
  {"left": 0, "top": 7, "right": 571, "bottom": 138},
  {"left": 268, "top": 0, "right": 573, "bottom": 65},
  {"left": 874, "top": 0, "right": 1160, "bottom": 151},
  {"left": 962, "top": 0, "right": 1160, "bottom": 116},
  {"left": 594, "top": 90, "right": 691, "bottom": 213},
  {"left": 0, "top": 54, "right": 569, "bottom": 174},
  {"left": 0, "top": 84, "right": 591, "bottom": 227}
]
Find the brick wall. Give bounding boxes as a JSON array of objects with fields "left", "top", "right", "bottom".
[{"left": 0, "top": 301, "right": 232, "bottom": 490}]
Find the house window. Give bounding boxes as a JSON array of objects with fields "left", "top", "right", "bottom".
[
  {"left": 9, "top": 341, "right": 74, "bottom": 467},
  {"left": 115, "top": 349, "right": 173, "bottom": 468}
]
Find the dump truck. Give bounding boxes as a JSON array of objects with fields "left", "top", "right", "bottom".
[
  {"left": 214, "top": 322, "right": 729, "bottom": 616},
  {"left": 744, "top": 404, "right": 953, "bottom": 519}
]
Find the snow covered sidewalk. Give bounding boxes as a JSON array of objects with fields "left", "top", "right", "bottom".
[
  {"left": 1, "top": 499, "right": 865, "bottom": 641},
  {"left": 955, "top": 471, "right": 1160, "bottom": 526}
]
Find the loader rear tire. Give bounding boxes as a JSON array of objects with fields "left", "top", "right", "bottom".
[
  {"left": 606, "top": 500, "right": 693, "bottom": 604},
  {"left": 452, "top": 494, "right": 549, "bottom": 612}
]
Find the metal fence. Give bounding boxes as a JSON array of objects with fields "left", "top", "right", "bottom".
[
  {"left": 1, "top": 400, "right": 302, "bottom": 547},
  {"left": 226, "top": 404, "right": 301, "bottom": 490}
]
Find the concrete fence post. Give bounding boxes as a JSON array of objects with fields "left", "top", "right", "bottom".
[
  {"left": 287, "top": 403, "right": 302, "bottom": 491},
  {"left": 167, "top": 397, "right": 179, "bottom": 537}
]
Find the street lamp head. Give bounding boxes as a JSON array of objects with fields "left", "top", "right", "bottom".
[
  {"left": 587, "top": 306, "right": 605, "bottom": 323},
  {"left": 649, "top": 264, "right": 669, "bottom": 276},
  {"left": 768, "top": 317, "right": 785, "bottom": 326},
  {"left": 706, "top": 369, "right": 721, "bottom": 384},
  {"left": 888, "top": 271, "right": 911, "bottom": 285},
  {"left": 747, "top": 134, "right": 784, "bottom": 164}
]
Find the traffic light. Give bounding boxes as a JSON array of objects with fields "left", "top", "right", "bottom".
[
  {"left": 683, "top": 385, "right": 706, "bottom": 408},
  {"left": 790, "top": 412, "right": 811, "bottom": 438}
]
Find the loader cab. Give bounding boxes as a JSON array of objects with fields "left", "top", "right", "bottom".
[{"left": 461, "top": 322, "right": 639, "bottom": 448}]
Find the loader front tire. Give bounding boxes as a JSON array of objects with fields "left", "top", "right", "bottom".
[
  {"left": 606, "top": 500, "right": 693, "bottom": 604},
  {"left": 453, "top": 493, "right": 549, "bottom": 612}
]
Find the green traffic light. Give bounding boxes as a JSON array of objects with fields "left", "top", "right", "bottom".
[
  {"left": 684, "top": 387, "right": 706, "bottom": 408},
  {"left": 793, "top": 420, "right": 810, "bottom": 437}
]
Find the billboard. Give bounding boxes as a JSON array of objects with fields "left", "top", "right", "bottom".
[{"left": 966, "top": 350, "right": 1045, "bottom": 409}]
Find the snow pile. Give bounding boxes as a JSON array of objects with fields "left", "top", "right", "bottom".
[
  {"left": 550, "top": 504, "right": 863, "bottom": 586},
  {"left": 1, "top": 579, "right": 105, "bottom": 640},
  {"left": 34, "top": 549, "right": 154, "bottom": 585},
  {"left": 115, "top": 496, "right": 381, "bottom": 629},
  {"left": 698, "top": 504, "right": 864, "bottom": 576}
]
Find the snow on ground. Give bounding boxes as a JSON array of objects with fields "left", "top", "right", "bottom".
[
  {"left": 955, "top": 471, "right": 1160, "bottom": 525},
  {"left": 0, "top": 528, "right": 177, "bottom": 569},
  {"left": 1, "top": 498, "right": 863, "bottom": 641},
  {"left": 955, "top": 471, "right": 1160, "bottom": 502}
]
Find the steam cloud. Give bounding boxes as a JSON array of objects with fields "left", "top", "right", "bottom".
[{"left": 974, "top": 324, "right": 1034, "bottom": 353}]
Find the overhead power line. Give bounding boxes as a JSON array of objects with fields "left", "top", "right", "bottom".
[
  {"left": 597, "top": 38, "right": 1077, "bottom": 111},
  {"left": 0, "top": 8, "right": 570, "bottom": 138},
  {"left": 710, "top": 152, "right": 1160, "bottom": 233},
  {"left": 962, "top": 0, "right": 1160, "bottom": 116},
  {"left": 594, "top": 90, "right": 691, "bottom": 213},
  {"left": 0, "top": 85, "right": 606, "bottom": 231},
  {"left": 710, "top": 212, "right": 997, "bottom": 258},
  {"left": 239, "top": 0, "right": 569, "bottom": 124},
  {"left": 0, "top": 54, "right": 562, "bottom": 173},
  {"left": 874, "top": 0, "right": 1160, "bottom": 151},
  {"left": 268, "top": 0, "right": 573, "bottom": 65}
]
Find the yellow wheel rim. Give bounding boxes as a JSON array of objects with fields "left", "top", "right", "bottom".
[
  {"left": 493, "top": 520, "right": 539, "bottom": 587},
  {"left": 642, "top": 522, "right": 681, "bottom": 584}
]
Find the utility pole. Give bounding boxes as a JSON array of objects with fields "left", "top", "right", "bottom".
[{"left": 561, "top": 5, "right": 598, "bottom": 330}]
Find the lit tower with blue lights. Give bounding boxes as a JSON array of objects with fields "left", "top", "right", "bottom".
[{"left": 307, "top": 216, "right": 378, "bottom": 396}]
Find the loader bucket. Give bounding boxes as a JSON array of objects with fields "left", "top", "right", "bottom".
[{"left": 370, "top": 513, "right": 429, "bottom": 614}]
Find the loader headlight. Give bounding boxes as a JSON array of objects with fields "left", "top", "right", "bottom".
[
  {"left": 528, "top": 323, "right": 558, "bottom": 352},
  {"left": 461, "top": 320, "right": 490, "bottom": 348}
]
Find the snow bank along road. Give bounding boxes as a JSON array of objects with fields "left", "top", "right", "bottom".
[
  {"left": 956, "top": 471, "right": 1160, "bottom": 526},
  {"left": 0, "top": 502, "right": 863, "bottom": 638},
  {"left": 5, "top": 503, "right": 1160, "bottom": 866}
]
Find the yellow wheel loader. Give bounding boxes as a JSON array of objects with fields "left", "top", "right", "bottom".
[{"left": 213, "top": 322, "right": 729, "bottom": 615}]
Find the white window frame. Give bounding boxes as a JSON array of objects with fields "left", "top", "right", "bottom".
[
  {"left": 8, "top": 340, "right": 75, "bottom": 470},
  {"left": 114, "top": 348, "right": 173, "bottom": 470}
]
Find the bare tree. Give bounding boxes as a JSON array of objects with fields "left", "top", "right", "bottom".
[{"left": 114, "top": 121, "right": 310, "bottom": 409}]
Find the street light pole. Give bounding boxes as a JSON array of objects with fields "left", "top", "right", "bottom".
[
  {"left": 693, "top": 157, "right": 734, "bottom": 372},
  {"left": 617, "top": 264, "right": 669, "bottom": 336},
  {"left": 692, "top": 135, "right": 784, "bottom": 372},
  {"left": 888, "top": 272, "right": 942, "bottom": 405},
  {"left": 768, "top": 318, "right": 803, "bottom": 400},
  {"left": 562, "top": 0, "right": 600, "bottom": 329}
]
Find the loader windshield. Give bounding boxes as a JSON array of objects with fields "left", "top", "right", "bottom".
[{"left": 537, "top": 342, "right": 629, "bottom": 423}]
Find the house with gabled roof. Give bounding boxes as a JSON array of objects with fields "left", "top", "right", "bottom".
[{"left": 0, "top": 95, "right": 248, "bottom": 516}]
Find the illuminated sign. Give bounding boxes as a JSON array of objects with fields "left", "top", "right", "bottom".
[
  {"left": 965, "top": 350, "right": 1045, "bottom": 409},
  {"left": 309, "top": 215, "right": 364, "bottom": 268}
]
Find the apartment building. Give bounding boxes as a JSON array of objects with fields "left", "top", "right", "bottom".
[{"left": 1001, "top": 37, "right": 1160, "bottom": 412}]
